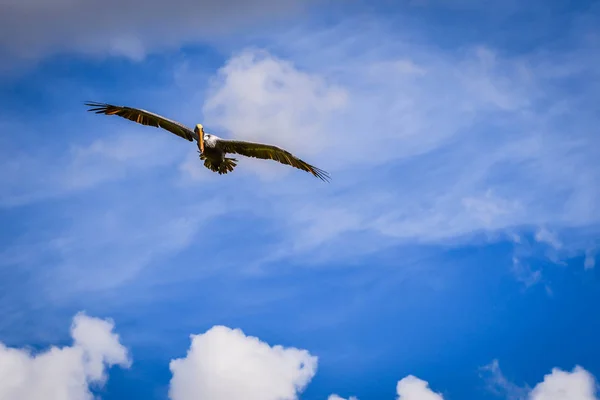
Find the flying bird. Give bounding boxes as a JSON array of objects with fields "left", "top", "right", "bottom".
[{"left": 84, "top": 101, "right": 330, "bottom": 181}]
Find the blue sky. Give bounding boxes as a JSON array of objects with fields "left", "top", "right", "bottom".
[{"left": 0, "top": 0, "right": 599, "bottom": 399}]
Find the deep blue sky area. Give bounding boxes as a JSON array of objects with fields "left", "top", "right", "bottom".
[{"left": 1, "top": 1, "right": 599, "bottom": 400}]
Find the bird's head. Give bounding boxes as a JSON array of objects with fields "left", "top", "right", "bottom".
[{"left": 194, "top": 123, "right": 205, "bottom": 153}]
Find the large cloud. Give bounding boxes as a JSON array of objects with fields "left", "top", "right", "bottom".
[
  {"left": 0, "top": 312, "right": 130, "bottom": 400},
  {"left": 396, "top": 375, "right": 444, "bottom": 400},
  {"left": 0, "top": 0, "right": 320, "bottom": 63},
  {"left": 195, "top": 38, "right": 600, "bottom": 256},
  {"left": 530, "top": 366, "right": 598, "bottom": 400},
  {"left": 168, "top": 325, "right": 318, "bottom": 400},
  {"left": 203, "top": 49, "right": 348, "bottom": 155}
]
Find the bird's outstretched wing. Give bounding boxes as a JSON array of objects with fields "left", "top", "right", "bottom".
[
  {"left": 85, "top": 101, "right": 196, "bottom": 142},
  {"left": 216, "top": 139, "right": 330, "bottom": 181}
]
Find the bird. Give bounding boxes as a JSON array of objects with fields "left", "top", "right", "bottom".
[{"left": 84, "top": 101, "right": 330, "bottom": 181}]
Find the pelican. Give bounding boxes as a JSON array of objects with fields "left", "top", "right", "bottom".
[{"left": 84, "top": 102, "right": 330, "bottom": 181}]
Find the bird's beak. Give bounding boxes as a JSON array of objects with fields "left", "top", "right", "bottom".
[{"left": 196, "top": 124, "right": 204, "bottom": 153}]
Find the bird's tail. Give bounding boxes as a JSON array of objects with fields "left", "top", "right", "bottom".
[
  {"left": 199, "top": 152, "right": 238, "bottom": 175},
  {"left": 217, "top": 157, "right": 238, "bottom": 174}
]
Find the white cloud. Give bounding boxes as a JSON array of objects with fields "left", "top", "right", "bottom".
[
  {"left": 329, "top": 377, "right": 446, "bottom": 400},
  {"left": 167, "top": 324, "right": 448, "bottom": 400},
  {"left": 396, "top": 375, "right": 444, "bottom": 400},
  {"left": 202, "top": 48, "right": 348, "bottom": 176},
  {"left": 168, "top": 325, "right": 318, "bottom": 400},
  {"left": 462, "top": 190, "right": 522, "bottom": 228},
  {"left": 530, "top": 366, "right": 598, "bottom": 400},
  {"left": 481, "top": 360, "right": 599, "bottom": 400},
  {"left": 0, "top": 312, "right": 130, "bottom": 400},
  {"left": 166, "top": 347, "right": 599, "bottom": 400}
]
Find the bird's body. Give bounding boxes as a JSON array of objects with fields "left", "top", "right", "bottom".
[
  {"left": 85, "top": 101, "right": 330, "bottom": 181},
  {"left": 199, "top": 134, "right": 238, "bottom": 174}
]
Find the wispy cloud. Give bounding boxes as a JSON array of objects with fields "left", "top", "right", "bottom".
[
  {"left": 534, "top": 228, "right": 562, "bottom": 250},
  {"left": 0, "top": 128, "right": 187, "bottom": 208},
  {"left": 584, "top": 249, "right": 596, "bottom": 270},
  {"left": 188, "top": 23, "right": 599, "bottom": 260},
  {"left": 511, "top": 257, "right": 542, "bottom": 289},
  {"left": 480, "top": 359, "right": 530, "bottom": 400}
]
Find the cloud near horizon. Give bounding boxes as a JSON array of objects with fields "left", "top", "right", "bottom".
[
  {"left": 168, "top": 325, "right": 318, "bottom": 400},
  {"left": 0, "top": 313, "right": 597, "bottom": 400},
  {"left": 167, "top": 335, "right": 600, "bottom": 400},
  {"left": 0, "top": 312, "right": 130, "bottom": 400},
  {"left": 329, "top": 362, "right": 599, "bottom": 400},
  {"left": 482, "top": 359, "right": 599, "bottom": 400}
]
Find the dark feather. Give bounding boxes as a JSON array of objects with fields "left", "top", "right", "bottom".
[
  {"left": 217, "top": 139, "right": 330, "bottom": 182},
  {"left": 85, "top": 101, "right": 196, "bottom": 142}
]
